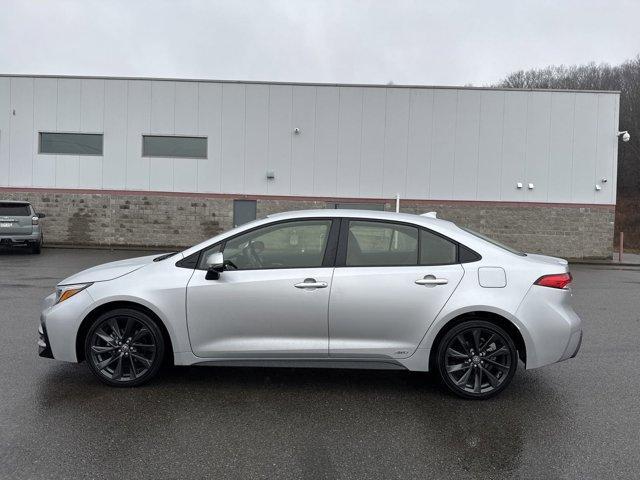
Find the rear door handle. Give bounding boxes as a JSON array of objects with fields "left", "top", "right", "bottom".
[
  {"left": 415, "top": 275, "right": 448, "bottom": 286},
  {"left": 294, "top": 278, "right": 328, "bottom": 289}
]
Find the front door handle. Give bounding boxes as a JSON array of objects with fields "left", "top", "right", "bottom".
[
  {"left": 294, "top": 278, "right": 328, "bottom": 289},
  {"left": 415, "top": 275, "right": 448, "bottom": 286}
]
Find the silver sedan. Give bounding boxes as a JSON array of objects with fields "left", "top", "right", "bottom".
[{"left": 38, "top": 209, "right": 582, "bottom": 399}]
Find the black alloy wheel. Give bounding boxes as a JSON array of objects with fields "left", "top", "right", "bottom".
[
  {"left": 436, "top": 320, "right": 518, "bottom": 399},
  {"left": 85, "top": 308, "right": 165, "bottom": 387}
]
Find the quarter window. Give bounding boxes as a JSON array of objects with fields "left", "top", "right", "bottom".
[
  {"left": 142, "top": 135, "right": 207, "bottom": 159},
  {"left": 420, "top": 229, "right": 457, "bottom": 265},
  {"left": 211, "top": 220, "right": 332, "bottom": 270},
  {"left": 39, "top": 132, "right": 103, "bottom": 155},
  {"left": 346, "top": 221, "right": 419, "bottom": 267}
]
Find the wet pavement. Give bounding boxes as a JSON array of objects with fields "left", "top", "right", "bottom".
[{"left": 1, "top": 248, "right": 639, "bottom": 479}]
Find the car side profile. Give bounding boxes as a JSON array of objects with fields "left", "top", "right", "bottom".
[
  {"left": 38, "top": 209, "right": 582, "bottom": 399},
  {"left": 0, "top": 200, "right": 45, "bottom": 254}
]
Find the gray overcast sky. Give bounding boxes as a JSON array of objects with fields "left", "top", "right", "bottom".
[{"left": 1, "top": 0, "right": 638, "bottom": 86}]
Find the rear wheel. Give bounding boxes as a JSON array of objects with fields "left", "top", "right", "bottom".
[
  {"left": 436, "top": 320, "right": 518, "bottom": 399},
  {"left": 84, "top": 308, "right": 165, "bottom": 387}
]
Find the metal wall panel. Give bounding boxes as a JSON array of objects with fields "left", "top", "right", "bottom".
[
  {"left": 33, "top": 78, "right": 58, "bottom": 188},
  {"left": 405, "top": 89, "right": 433, "bottom": 199},
  {"left": 453, "top": 90, "right": 481, "bottom": 200},
  {"left": 572, "top": 94, "right": 599, "bottom": 203},
  {"left": 291, "top": 86, "right": 316, "bottom": 195},
  {"left": 79, "top": 79, "right": 105, "bottom": 188},
  {"left": 221, "top": 83, "right": 245, "bottom": 194},
  {"left": 197, "top": 82, "right": 222, "bottom": 193},
  {"left": 313, "top": 87, "right": 339, "bottom": 196},
  {"left": 243, "top": 84, "right": 269, "bottom": 195},
  {"left": 594, "top": 94, "right": 618, "bottom": 204},
  {"left": 55, "top": 79, "right": 81, "bottom": 189},
  {"left": 149, "top": 81, "right": 175, "bottom": 191},
  {"left": 359, "top": 88, "right": 385, "bottom": 197},
  {"left": 125, "top": 81, "right": 151, "bottom": 190},
  {"left": 0, "top": 79, "right": 9, "bottom": 186},
  {"left": 267, "top": 85, "right": 292, "bottom": 196},
  {"left": 102, "top": 80, "right": 128, "bottom": 189},
  {"left": 174, "top": 82, "right": 199, "bottom": 192},
  {"left": 500, "top": 91, "right": 528, "bottom": 201},
  {"left": 430, "top": 90, "right": 457, "bottom": 199},
  {"left": 524, "top": 91, "right": 551, "bottom": 202},
  {"left": 476, "top": 90, "right": 504, "bottom": 201},
  {"left": 0, "top": 76, "right": 621, "bottom": 205},
  {"left": 382, "top": 89, "right": 410, "bottom": 198},
  {"left": 547, "top": 92, "right": 574, "bottom": 203},
  {"left": 9, "top": 78, "right": 34, "bottom": 187},
  {"left": 336, "top": 87, "right": 363, "bottom": 197}
]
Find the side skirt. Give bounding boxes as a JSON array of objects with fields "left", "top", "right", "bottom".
[{"left": 191, "top": 358, "right": 408, "bottom": 371}]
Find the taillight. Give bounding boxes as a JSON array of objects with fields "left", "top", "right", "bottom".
[
  {"left": 535, "top": 273, "right": 572, "bottom": 289},
  {"left": 32, "top": 216, "right": 39, "bottom": 226}
]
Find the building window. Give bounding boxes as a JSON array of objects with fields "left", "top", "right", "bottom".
[
  {"left": 39, "top": 132, "right": 103, "bottom": 156},
  {"left": 142, "top": 135, "right": 207, "bottom": 159}
]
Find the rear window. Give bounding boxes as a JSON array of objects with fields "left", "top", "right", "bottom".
[
  {"left": 0, "top": 203, "right": 31, "bottom": 216},
  {"left": 461, "top": 227, "right": 526, "bottom": 256}
]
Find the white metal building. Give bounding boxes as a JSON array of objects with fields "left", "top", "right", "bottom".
[
  {"left": 0, "top": 75, "right": 619, "bottom": 203},
  {"left": 0, "top": 75, "right": 620, "bottom": 257}
]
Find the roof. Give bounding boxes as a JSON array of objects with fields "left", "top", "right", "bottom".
[
  {"left": 0, "top": 74, "right": 621, "bottom": 95},
  {"left": 0, "top": 200, "right": 30, "bottom": 205},
  {"left": 266, "top": 208, "right": 456, "bottom": 228}
]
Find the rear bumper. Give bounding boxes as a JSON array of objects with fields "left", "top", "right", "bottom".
[
  {"left": 516, "top": 286, "right": 583, "bottom": 369},
  {"left": 0, "top": 231, "right": 41, "bottom": 246}
]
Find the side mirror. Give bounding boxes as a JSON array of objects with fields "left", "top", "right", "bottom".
[
  {"left": 37, "top": 213, "right": 46, "bottom": 218},
  {"left": 204, "top": 252, "right": 224, "bottom": 280}
]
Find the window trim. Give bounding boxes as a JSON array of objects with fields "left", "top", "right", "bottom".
[
  {"left": 184, "top": 218, "right": 341, "bottom": 271},
  {"left": 141, "top": 134, "right": 208, "bottom": 159},
  {"left": 335, "top": 218, "right": 481, "bottom": 268},
  {"left": 38, "top": 131, "right": 104, "bottom": 156}
]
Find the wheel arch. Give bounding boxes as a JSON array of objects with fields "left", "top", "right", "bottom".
[
  {"left": 427, "top": 310, "right": 527, "bottom": 370},
  {"left": 75, "top": 300, "right": 174, "bottom": 366}
]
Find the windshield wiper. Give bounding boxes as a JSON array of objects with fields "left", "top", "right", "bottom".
[{"left": 153, "top": 252, "right": 178, "bottom": 262}]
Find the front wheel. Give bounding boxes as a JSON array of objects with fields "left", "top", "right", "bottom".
[
  {"left": 436, "top": 320, "right": 518, "bottom": 399},
  {"left": 84, "top": 308, "right": 165, "bottom": 387}
]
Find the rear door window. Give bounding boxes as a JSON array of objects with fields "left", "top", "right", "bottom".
[
  {"left": 0, "top": 203, "right": 31, "bottom": 216},
  {"left": 346, "top": 221, "right": 419, "bottom": 266}
]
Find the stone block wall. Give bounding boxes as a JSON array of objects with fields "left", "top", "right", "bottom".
[{"left": 0, "top": 189, "right": 614, "bottom": 259}]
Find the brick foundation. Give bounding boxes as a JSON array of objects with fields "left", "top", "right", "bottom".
[{"left": 0, "top": 189, "right": 614, "bottom": 259}]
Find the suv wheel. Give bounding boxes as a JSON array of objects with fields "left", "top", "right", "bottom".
[
  {"left": 84, "top": 308, "right": 165, "bottom": 387},
  {"left": 436, "top": 319, "right": 518, "bottom": 399},
  {"left": 31, "top": 242, "right": 41, "bottom": 254}
]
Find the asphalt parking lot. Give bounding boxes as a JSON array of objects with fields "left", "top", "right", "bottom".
[{"left": 1, "top": 248, "right": 639, "bottom": 479}]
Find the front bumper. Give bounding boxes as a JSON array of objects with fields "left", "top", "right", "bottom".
[{"left": 38, "top": 322, "right": 54, "bottom": 358}]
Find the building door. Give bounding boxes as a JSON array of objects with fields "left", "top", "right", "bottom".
[{"left": 233, "top": 200, "right": 257, "bottom": 227}]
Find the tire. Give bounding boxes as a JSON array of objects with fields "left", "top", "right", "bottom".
[
  {"left": 31, "top": 242, "right": 41, "bottom": 254},
  {"left": 436, "top": 319, "right": 518, "bottom": 399},
  {"left": 84, "top": 308, "right": 165, "bottom": 387}
]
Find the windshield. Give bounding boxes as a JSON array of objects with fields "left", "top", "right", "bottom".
[{"left": 461, "top": 227, "right": 526, "bottom": 256}]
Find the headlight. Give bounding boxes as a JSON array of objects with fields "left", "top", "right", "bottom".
[{"left": 55, "top": 283, "right": 93, "bottom": 304}]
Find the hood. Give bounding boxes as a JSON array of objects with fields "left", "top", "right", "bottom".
[
  {"left": 58, "top": 254, "right": 161, "bottom": 286},
  {"left": 524, "top": 253, "right": 569, "bottom": 267}
]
